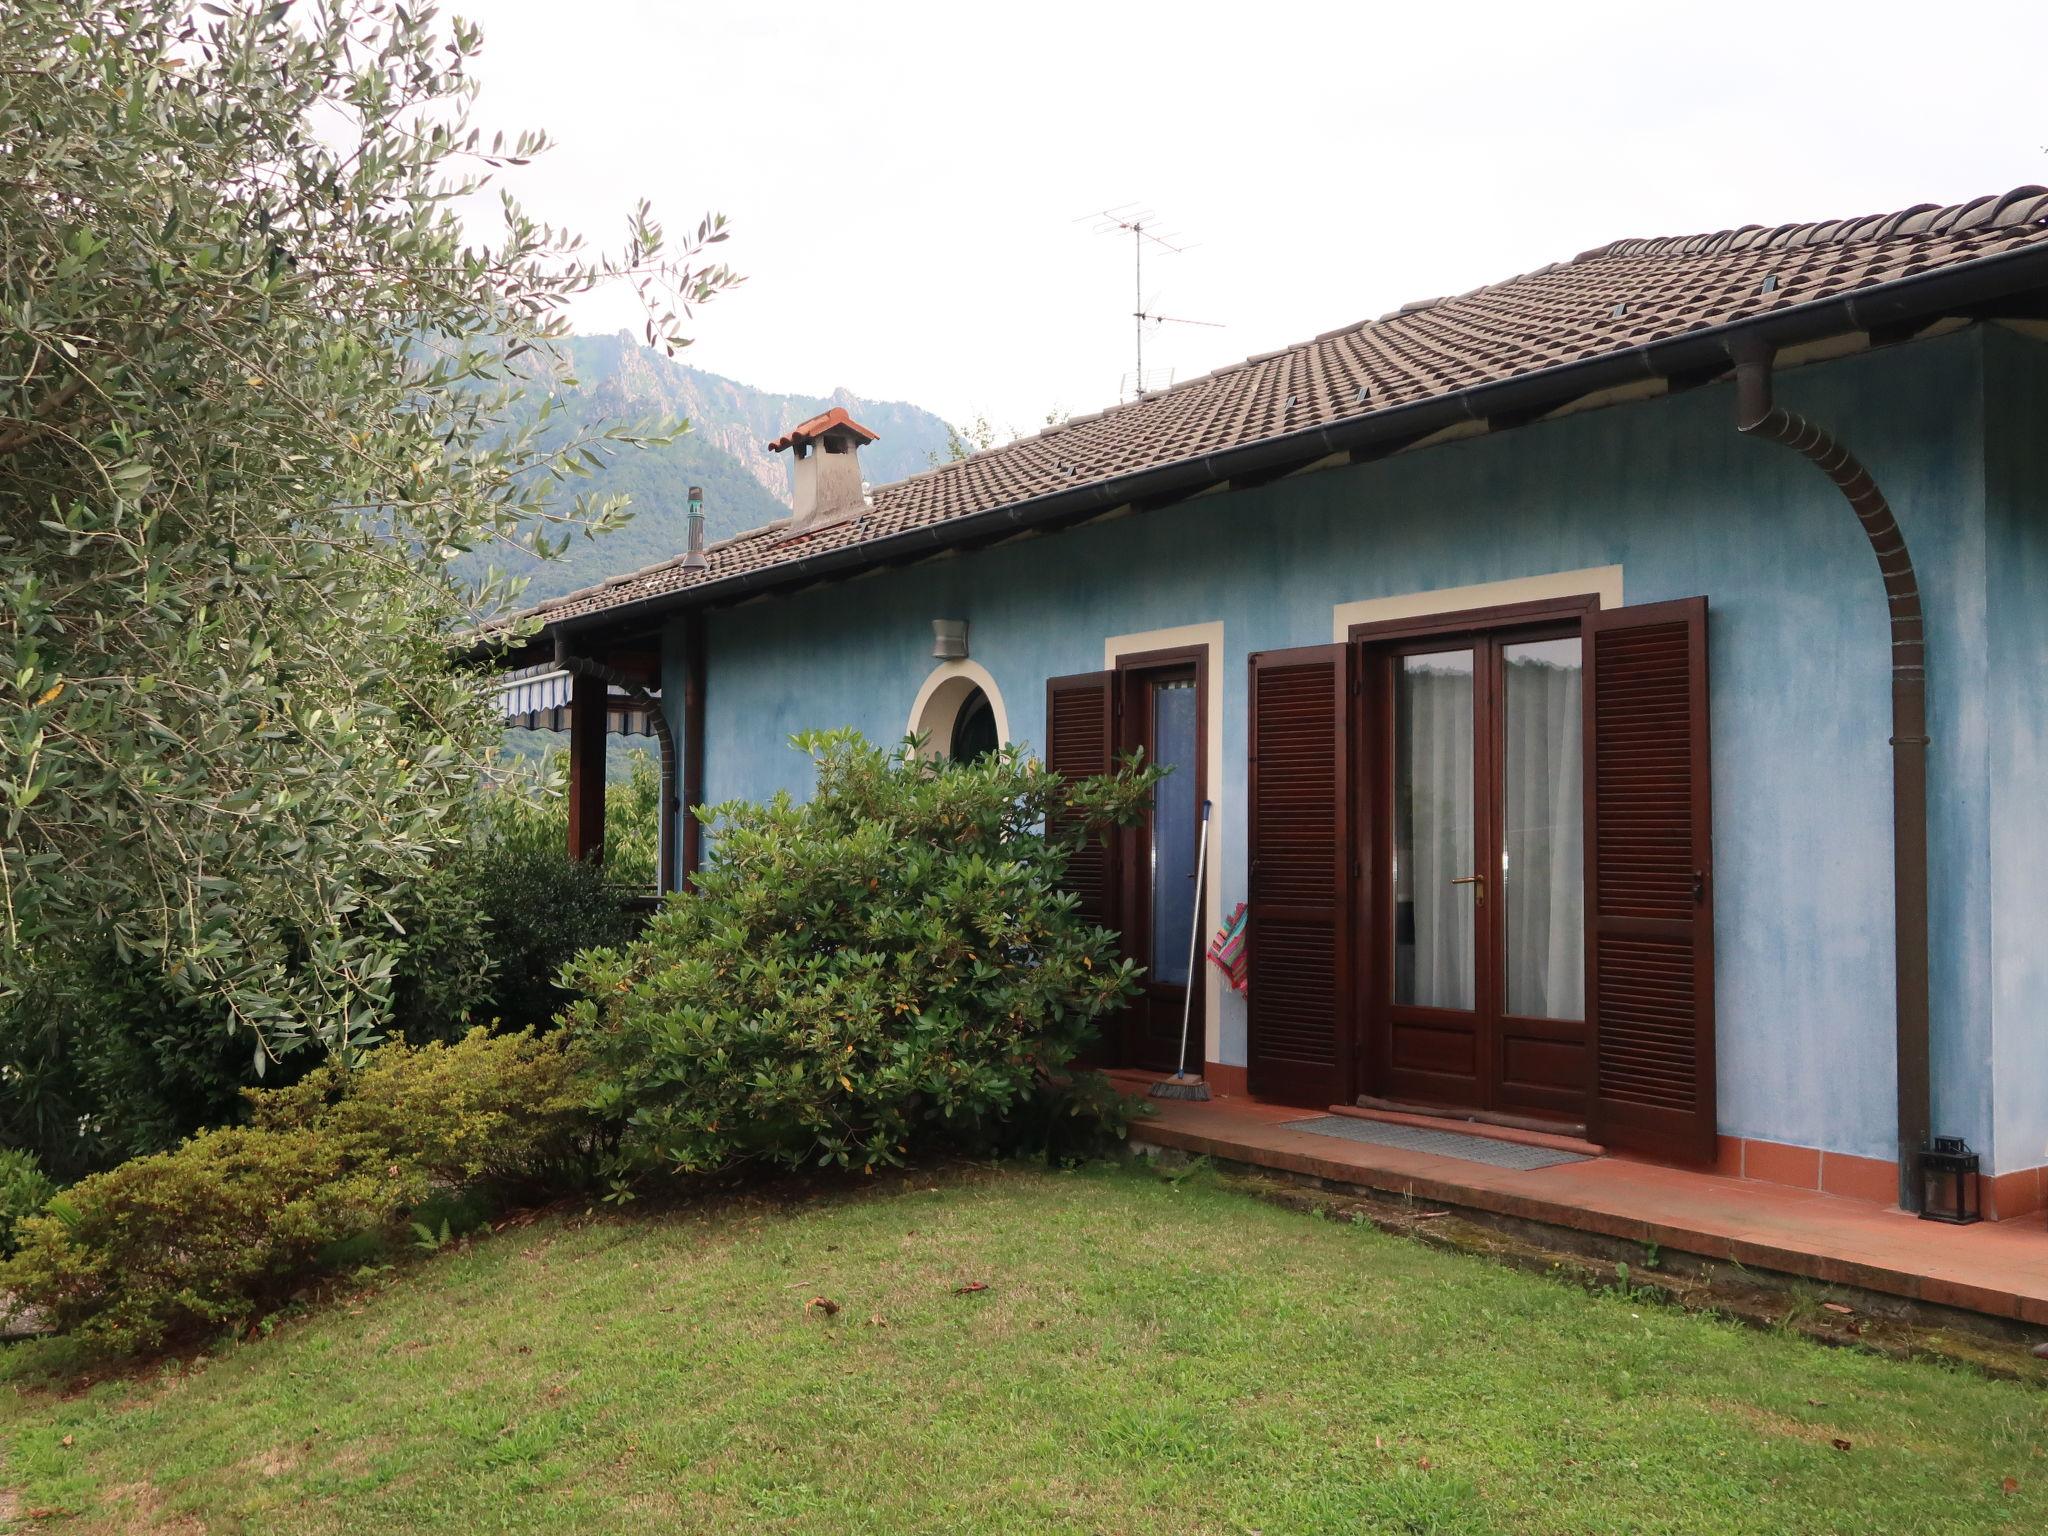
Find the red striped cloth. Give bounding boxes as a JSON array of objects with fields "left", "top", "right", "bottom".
[{"left": 1206, "top": 902, "right": 1249, "bottom": 996}]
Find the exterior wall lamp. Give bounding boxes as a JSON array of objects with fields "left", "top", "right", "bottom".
[{"left": 931, "top": 619, "right": 969, "bottom": 660}]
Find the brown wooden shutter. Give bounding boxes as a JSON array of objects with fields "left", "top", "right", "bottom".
[
  {"left": 1045, "top": 672, "right": 1118, "bottom": 932},
  {"left": 1246, "top": 644, "right": 1353, "bottom": 1105},
  {"left": 1585, "top": 597, "right": 1716, "bottom": 1163}
]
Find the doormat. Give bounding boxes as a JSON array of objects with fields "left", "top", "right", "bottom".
[{"left": 1283, "top": 1115, "right": 1592, "bottom": 1171}]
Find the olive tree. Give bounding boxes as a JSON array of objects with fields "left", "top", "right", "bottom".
[{"left": 0, "top": 0, "right": 735, "bottom": 1062}]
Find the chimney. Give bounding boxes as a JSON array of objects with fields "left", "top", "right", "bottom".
[
  {"left": 768, "top": 407, "right": 879, "bottom": 532},
  {"left": 682, "top": 484, "right": 707, "bottom": 571}
]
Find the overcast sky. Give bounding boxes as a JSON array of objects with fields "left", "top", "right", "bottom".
[{"left": 458, "top": 0, "right": 2046, "bottom": 433}]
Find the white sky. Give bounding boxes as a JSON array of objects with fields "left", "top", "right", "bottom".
[{"left": 459, "top": 0, "right": 2048, "bottom": 432}]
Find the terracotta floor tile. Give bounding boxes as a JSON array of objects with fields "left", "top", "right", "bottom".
[{"left": 1126, "top": 1090, "right": 2048, "bottom": 1325}]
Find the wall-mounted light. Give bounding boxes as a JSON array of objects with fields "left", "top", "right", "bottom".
[{"left": 931, "top": 619, "right": 969, "bottom": 660}]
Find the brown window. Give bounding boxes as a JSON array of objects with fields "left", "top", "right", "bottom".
[{"left": 1243, "top": 594, "right": 1715, "bottom": 1163}]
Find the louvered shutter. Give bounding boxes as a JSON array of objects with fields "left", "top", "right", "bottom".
[
  {"left": 1045, "top": 672, "right": 1118, "bottom": 933},
  {"left": 1585, "top": 598, "right": 1717, "bottom": 1162},
  {"left": 1246, "top": 644, "right": 1353, "bottom": 1105}
]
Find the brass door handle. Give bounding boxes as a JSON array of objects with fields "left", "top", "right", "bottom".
[{"left": 1451, "top": 874, "right": 1486, "bottom": 904}]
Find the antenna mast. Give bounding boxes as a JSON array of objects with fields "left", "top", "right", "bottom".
[{"left": 1078, "top": 205, "right": 1222, "bottom": 399}]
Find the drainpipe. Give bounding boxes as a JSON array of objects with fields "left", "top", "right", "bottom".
[
  {"left": 553, "top": 642, "right": 680, "bottom": 895},
  {"left": 679, "top": 610, "right": 706, "bottom": 890},
  {"left": 1730, "top": 336, "right": 1931, "bottom": 1211}
]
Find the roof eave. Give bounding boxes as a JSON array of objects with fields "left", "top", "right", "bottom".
[{"left": 523, "top": 239, "right": 2048, "bottom": 646}]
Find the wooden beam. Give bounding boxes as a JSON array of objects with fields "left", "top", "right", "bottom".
[{"left": 566, "top": 674, "right": 607, "bottom": 863}]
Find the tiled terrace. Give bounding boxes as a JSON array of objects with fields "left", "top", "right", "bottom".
[{"left": 1112, "top": 1078, "right": 2048, "bottom": 1330}]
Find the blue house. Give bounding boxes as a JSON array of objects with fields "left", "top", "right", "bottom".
[{"left": 496, "top": 188, "right": 2048, "bottom": 1221}]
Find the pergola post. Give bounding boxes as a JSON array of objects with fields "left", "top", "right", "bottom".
[{"left": 566, "top": 672, "right": 607, "bottom": 863}]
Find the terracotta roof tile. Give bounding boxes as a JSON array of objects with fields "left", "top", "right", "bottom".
[
  {"left": 765, "top": 405, "right": 878, "bottom": 452},
  {"left": 506, "top": 187, "right": 2048, "bottom": 633}
]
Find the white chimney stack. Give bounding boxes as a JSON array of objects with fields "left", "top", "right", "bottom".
[{"left": 768, "top": 407, "right": 879, "bottom": 533}]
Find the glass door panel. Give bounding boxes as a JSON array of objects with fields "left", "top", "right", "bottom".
[
  {"left": 1501, "top": 638, "right": 1585, "bottom": 1021},
  {"left": 1393, "top": 649, "right": 1476, "bottom": 1011},
  {"left": 1148, "top": 679, "right": 1200, "bottom": 986}
]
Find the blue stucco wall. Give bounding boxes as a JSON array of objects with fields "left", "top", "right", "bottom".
[
  {"left": 1985, "top": 326, "right": 2048, "bottom": 1179},
  {"left": 664, "top": 325, "right": 2037, "bottom": 1171}
]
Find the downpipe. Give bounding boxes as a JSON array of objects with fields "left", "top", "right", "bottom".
[{"left": 1730, "top": 336, "right": 1932, "bottom": 1211}]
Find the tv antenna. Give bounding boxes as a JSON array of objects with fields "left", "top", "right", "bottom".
[{"left": 1078, "top": 205, "right": 1223, "bottom": 398}]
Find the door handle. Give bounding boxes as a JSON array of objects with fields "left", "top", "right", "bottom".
[{"left": 1451, "top": 874, "right": 1486, "bottom": 904}]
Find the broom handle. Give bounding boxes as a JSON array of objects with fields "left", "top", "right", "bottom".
[{"left": 1174, "top": 799, "right": 1212, "bottom": 1078}]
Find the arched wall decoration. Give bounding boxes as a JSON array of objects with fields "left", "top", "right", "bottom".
[{"left": 906, "top": 660, "right": 1011, "bottom": 759}]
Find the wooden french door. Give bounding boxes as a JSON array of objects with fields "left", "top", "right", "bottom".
[
  {"left": 1246, "top": 594, "right": 1715, "bottom": 1161},
  {"left": 1364, "top": 621, "right": 1591, "bottom": 1122},
  {"left": 1046, "top": 649, "right": 1208, "bottom": 1074}
]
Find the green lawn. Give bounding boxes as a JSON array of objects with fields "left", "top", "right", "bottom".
[{"left": 1, "top": 1162, "right": 2042, "bottom": 1534}]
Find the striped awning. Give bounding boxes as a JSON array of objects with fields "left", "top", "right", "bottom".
[{"left": 493, "top": 664, "right": 658, "bottom": 737}]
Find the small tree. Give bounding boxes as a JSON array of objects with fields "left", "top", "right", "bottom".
[
  {"left": 0, "top": 1, "right": 736, "bottom": 1061},
  {"left": 564, "top": 731, "right": 1161, "bottom": 1181}
]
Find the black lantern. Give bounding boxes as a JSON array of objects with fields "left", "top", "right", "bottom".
[{"left": 1918, "top": 1136, "right": 1982, "bottom": 1224}]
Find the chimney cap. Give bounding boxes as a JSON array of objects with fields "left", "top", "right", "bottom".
[{"left": 768, "top": 406, "right": 880, "bottom": 454}]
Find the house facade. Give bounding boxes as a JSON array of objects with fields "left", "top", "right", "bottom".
[{"left": 493, "top": 189, "right": 2048, "bottom": 1220}]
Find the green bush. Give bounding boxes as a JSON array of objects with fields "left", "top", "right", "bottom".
[
  {"left": 493, "top": 740, "right": 665, "bottom": 892},
  {"left": 0, "top": 1148, "right": 56, "bottom": 1257},
  {"left": 1, "top": 1029, "right": 591, "bottom": 1352},
  {"left": 564, "top": 730, "right": 1160, "bottom": 1183},
  {"left": 4, "top": 1127, "right": 423, "bottom": 1350},
  {"left": 0, "top": 957, "right": 313, "bottom": 1180},
  {"left": 248, "top": 1028, "right": 596, "bottom": 1190},
  {"left": 0, "top": 790, "right": 635, "bottom": 1178},
  {"left": 389, "top": 778, "right": 645, "bottom": 1044}
]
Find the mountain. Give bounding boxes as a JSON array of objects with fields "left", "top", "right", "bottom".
[{"left": 463, "top": 334, "right": 956, "bottom": 607}]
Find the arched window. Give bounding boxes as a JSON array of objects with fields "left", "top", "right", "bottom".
[
  {"left": 907, "top": 662, "right": 1010, "bottom": 761},
  {"left": 948, "top": 687, "right": 999, "bottom": 762}
]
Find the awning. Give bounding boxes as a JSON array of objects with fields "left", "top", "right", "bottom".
[{"left": 493, "top": 664, "right": 658, "bottom": 737}]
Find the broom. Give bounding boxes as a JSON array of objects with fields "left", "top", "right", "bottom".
[{"left": 1150, "top": 798, "right": 1214, "bottom": 1102}]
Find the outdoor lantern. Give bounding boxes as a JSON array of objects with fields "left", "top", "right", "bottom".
[
  {"left": 931, "top": 619, "right": 969, "bottom": 660},
  {"left": 1918, "top": 1136, "right": 1982, "bottom": 1224}
]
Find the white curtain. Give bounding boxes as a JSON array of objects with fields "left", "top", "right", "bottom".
[
  {"left": 1396, "top": 658, "right": 1475, "bottom": 1010},
  {"left": 1502, "top": 642, "right": 1584, "bottom": 1020}
]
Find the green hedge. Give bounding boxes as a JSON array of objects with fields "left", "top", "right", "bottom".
[{"left": 2, "top": 1029, "right": 591, "bottom": 1352}]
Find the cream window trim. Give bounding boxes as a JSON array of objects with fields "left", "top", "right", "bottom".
[
  {"left": 1104, "top": 621, "right": 1227, "bottom": 1069},
  {"left": 1330, "top": 565, "right": 1624, "bottom": 641},
  {"left": 906, "top": 660, "right": 1010, "bottom": 759}
]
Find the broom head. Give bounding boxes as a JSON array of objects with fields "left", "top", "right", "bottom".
[{"left": 1148, "top": 1073, "right": 1212, "bottom": 1102}]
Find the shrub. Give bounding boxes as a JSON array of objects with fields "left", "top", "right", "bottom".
[
  {"left": 248, "top": 1028, "right": 596, "bottom": 1189},
  {"left": 0, "top": 957, "right": 311, "bottom": 1180},
  {"left": 387, "top": 781, "right": 644, "bottom": 1044},
  {"left": 0, "top": 784, "right": 632, "bottom": 1178},
  {"left": 564, "top": 730, "right": 1160, "bottom": 1183},
  {"left": 1, "top": 1029, "right": 591, "bottom": 1352},
  {"left": 0, "top": 1148, "right": 56, "bottom": 1257},
  {"left": 4, "top": 1128, "right": 424, "bottom": 1350}
]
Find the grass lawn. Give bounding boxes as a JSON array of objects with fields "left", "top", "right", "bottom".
[{"left": 1, "top": 1161, "right": 2042, "bottom": 1534}]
